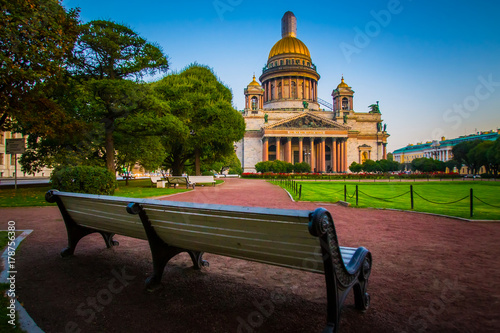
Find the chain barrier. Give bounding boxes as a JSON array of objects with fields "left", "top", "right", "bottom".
[
  {"left": 347, "top": 191, "right": 356, "bottom": 199},
  {"left": 473, "top": 196, "right": 500, "bottom": 208},
  {"left": 358, "top": 190, "right": 410, "bottom": 202},
  {"left": 413, "top": 191, "right": 469, "bottom": 205},
  {"left": 330, "top": 187, "right": 345, "bottom": 194}
]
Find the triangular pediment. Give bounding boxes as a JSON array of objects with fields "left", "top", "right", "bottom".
[{"left": 263, "top": 112, "right": 350, "bottom": 130}]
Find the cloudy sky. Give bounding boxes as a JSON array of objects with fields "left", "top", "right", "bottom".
[{"left": 62, "top": 0, "right": 500, "bottom": 152}]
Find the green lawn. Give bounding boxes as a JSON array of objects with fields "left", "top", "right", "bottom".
[
  {"left": 0, "top": 179, "right": 192, "bottom": 207},
  {"left": 273, "top": 181, "right": 500, "bottom": 220}
]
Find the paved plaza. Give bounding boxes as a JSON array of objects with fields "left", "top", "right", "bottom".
[{"left": 2, "top": 178, "right": 500, "bottom": 332}]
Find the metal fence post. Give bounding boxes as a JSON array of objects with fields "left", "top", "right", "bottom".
[
  {"left": 410, "top": 185, "right": 414, "bottom": 210},
  {"left": 356, "top": 185, "right": 359, "bottom": 206},
  {"left": 344, "top": 184, "right": 347, "bottom": 201},
  {"left": 470, "top": 188, "right": 473, "bottom": 218},
  {"left": 299, "top": 184, "right": 302, "bottom": 200}
]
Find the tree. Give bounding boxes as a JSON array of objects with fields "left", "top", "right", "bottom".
[
  {"left": 0, "top": 0, "right": 79, "bottom": 129},
  {"left": 202, "top": 152, "right": 241, "bottom": 175},
  {"left": 445, "top": 159, "right": 461, "bottom": 173},
  {"left": 349, "top": 162, "right": 363, "bottom": 173},
  {"left": 69, "top": 20, "right": 169, "bottom": 172},
  {"left": 487, "top": 138, "right": 500, "bottom": 176},
  {"left": 293, "top": 162, "right": 311, "bottom": 173},
  {"left": 468, "top": 141, "right": 494, "bottom": 174},
  {"left": 361, "top": 160, "right": 380, "bottom": 173},
  {"left": 452, "top": 139, "right": 483, "bottom": 174},
  {"left": 154, "top": 65, "right": 245, "bottom": 175}
]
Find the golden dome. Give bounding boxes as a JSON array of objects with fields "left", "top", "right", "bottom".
[
  {"left": 337, "top": 76, "right": 349, "bottom": 88},
  {"left": 248, "top": 75, "right": 260, "bottom": 86},
  {"left": 268, "top": 36, "right": 311, "bottom": 60}
]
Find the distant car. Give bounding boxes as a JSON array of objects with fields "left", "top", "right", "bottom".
[{"left": 463, "top": 174, "right": 481, "bottom": 179}]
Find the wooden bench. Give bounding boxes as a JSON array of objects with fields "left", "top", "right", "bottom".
[
  {"left": 165, "top": 176, "right": 194, "bottom": 189},
  {"left": 45, "top": 190, "right": 372, "bottom": 333},
  {"left": 188, "top": 175, "right": 216, "bottom": 187},
  {"left": 150, "top": 176, "right": 163, "bottom": 188}
]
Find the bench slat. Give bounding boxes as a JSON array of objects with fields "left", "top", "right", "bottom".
[{"left": 61, "top": 198, "right": 147, "bottom": 240}]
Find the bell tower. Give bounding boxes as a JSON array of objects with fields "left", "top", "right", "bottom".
[
  {"left": 244, "top": 75, "right": 264, "bottom": 116},
  {"left": 332, "top": 76, "right": 354, "bottom": 119}
]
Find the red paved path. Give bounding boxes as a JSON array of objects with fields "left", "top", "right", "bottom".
[{"left": 2, "top": 178, "right": 500, "bottom": 332}]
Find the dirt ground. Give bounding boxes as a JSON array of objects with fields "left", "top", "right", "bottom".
[{"left": 2, "top": 178, "right": 500, "bottom": 332}]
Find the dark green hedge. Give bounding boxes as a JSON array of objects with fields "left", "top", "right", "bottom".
[{"left": 50, "top": 166, "right": 116, "bottom": 195}]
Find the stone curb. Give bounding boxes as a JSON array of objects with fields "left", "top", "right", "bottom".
[{"left": 1, "top": 230, "right": 44, "bottom": 332}]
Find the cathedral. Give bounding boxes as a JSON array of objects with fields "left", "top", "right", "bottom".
[{"left": 236, "top": 11, "right": 390, "bottom": 173}]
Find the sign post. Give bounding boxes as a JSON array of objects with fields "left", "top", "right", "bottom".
[{"left": 6, "top": 138, "right": 26, "bottom": 190}]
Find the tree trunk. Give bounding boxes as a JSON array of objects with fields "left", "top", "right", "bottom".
[
  {"left": 195, "top": 148, "right": 201, "bottom": 176},
  {"left": 172, "top": 158, "right": 183, "bottom": 176},
  {"left": 105, "top": 127, "right": 115, "bottom": 173}
]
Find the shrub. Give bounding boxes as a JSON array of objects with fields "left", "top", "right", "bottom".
[
  {"left": 202, "top": 171, "right": 215, "bottom": 176},
  {"left": 293, "top": 162, "right": 311, "bottom": 173},
  {"left": 228, "top": 167, "right": 242, "bottom": 175},
  {"left": 50, "top": 166, "right": 116, "bottom": 195}
]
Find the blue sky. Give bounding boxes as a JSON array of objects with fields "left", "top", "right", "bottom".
[{"left": 62, "top": 0, "right": 500, "bottom": 152}]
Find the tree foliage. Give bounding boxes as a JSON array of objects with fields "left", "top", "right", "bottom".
[
  {"left": 452, "top": 139, "right": 483, "bottom": 174},
  {"left": 202, "top": 152, "right": 242, "bottom": 175},
  {"left": 69, "top": 20, "right": 169, "bottom": 172},
  {"left": 410, "top": 157, "right": 446, "bottom": 173},
  {"left": 153, "top": 64, "right": 245, "bottom": 175},
  {"left": 254, "top": 160, "right": 310, "bottom": 173},
  {"left": 0, "top": 0, "right": 79, "bottom": 129},
  {"left": 350, "top": 159, "right": 400, "bottom": 173}
]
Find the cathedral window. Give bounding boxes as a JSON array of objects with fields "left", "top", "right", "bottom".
[
  {"left": 342, "top": 97, "right": 349, "bottom": 110},
  {"left": 251, "top": 96, "right": 258, "bottom": 110},
  {"left": 278, "top": 82, "right": 282, "bottom": 99},
  {"left": 271, "top": 84, "right": 275, "bottom": 100},
  {"left": 291, "top": 81, "right": 297, "bottom": 99},
  {"left": 280, "top": 60, "right": 283, "bottom": 65}
]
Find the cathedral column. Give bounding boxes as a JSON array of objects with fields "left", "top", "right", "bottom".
[
  {"left": 332, "top": 139, "right": 337, "bottom": 173},
  {"left": 285, "top": 137, "right": 292, "bottom": 163},
  {"left": 320, "top": 138, "right": 326, "bottom": 172},
  {"left": 338, "top": 140, "right": 343, "bottom": 172},
  {"left": 298, "top": 138, "right": 303, "bottom": 163},
  {"left": 281, "top": 77, "right": 284, "bottom": 99},
  {"left": 262, "top": 138, "right": 269, "bottom": 162},
  {"left": 342, "top": 140, "right": 348, "bottom": 172},
  {"left": 383, "top": 143, "right": 387, "bottom": 160},
  {"left": 276, "top": 138, "right": 281, "bottom": 161},
  {"left": 310, "top": 138, "right": 315, "bottom": 171}
]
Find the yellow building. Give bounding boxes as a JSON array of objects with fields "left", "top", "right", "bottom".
[{"left": 0, "top": 131, "right": 52, "bottom": 178}]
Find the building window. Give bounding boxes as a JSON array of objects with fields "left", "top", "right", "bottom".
[
  {"left": 251, "top": 96, "right": 258, "bottom": 110},
  {"left": 278, "top": 82, "right": 282, "bottom": 99},
  {"left": 280, "top": 60, "right": 283, "bottom": 65},
  {"left": 342, "top": 97, "right": 349, "bottom": 110},
  {"left": 0, "top": 153, "right": 3, "bottom": 165},
  {"left": 271, "top": 84, "right": 275, "bottom": 100},
  {"left": 291, "top": 81, "right": 297, "bottom": 99}
]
